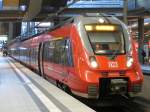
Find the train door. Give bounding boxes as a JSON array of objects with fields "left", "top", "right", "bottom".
[
  {"left": 52, "top": 39, "right": 67, "bottom": 82},
  {"left": 53, "top": 38, "right": 74, "bottom": 85},
  {"left": 61, "top": 38, "right": 74, "bottom": 84},
  {"left": 38, "top": 42, "right": 44, "bottom": 77},
  {"left": 43, "top": 41, "right": 55, "bottom": 79}
]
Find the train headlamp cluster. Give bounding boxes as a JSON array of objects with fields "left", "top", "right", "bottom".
[
  {"left": 85, "top": 25, "right": 116, "bottom": 31},
  {"left": 127, "top": 56, "right": 134, "bottom": 68},
  {"left": 89, "top": 56, "right": 98, "bottom": 68}
]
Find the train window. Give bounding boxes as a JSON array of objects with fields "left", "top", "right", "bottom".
[
  {"left": 87, "top": 29, "right": 125, "bottom": 55},
  {"left": 53, "top": 40, "right": 66, "bottom": 64},
  {"left": 43, "top": 38, "right": 73, "bottom": 66},
  {"left": 35, "top": 47, "right": 39, "bottom": 65},
  {"left": 43, "top": 43, "right": 48, "bottom": 62},
  {"left": 30, "top": 47, "right": 38, "bottom": 65},
  {"left": 60, "top": 40, "right": 68, "bottom": 65},
  {"left": 66, "top": 39, "right": 74, "bottom": 66},
  {"left": 53, "top": 39, "right": 74, "bottom": 66},
  {"left": 30, "top": 48, "right": 35, "bottom": 64},
  {"left": 43, "top": 41, "right": 55, "bottom": 62},
  {"left": 49, "top": 42, "right": 55, "bottom": 62}
]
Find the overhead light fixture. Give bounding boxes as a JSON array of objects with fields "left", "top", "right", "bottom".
[
  {"left": 99, "top": 18, "right": 105, "bottom": 23},
  {"left": 20, "top": 5, "right": 26, "bottom": 11},
  {"left": 144, "top": 22, "right": 149, "bottom": 25}
]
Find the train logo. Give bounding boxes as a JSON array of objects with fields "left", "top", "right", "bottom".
[{"left": 108, "top": 61, "right": 118, "bottom": 68}]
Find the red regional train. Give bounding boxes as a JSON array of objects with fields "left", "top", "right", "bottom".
[{"left": 9, "top": 15, "right": 143, "bottom": 99}]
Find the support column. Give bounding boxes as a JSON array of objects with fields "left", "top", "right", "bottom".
[
  {"left": 13, "top": 22, "right": 21, "bottom": 38},
  {"left": 8, "top": 22, "right": 21, "bottom": 42},
  {"left": 8, "top": 22, "right": 13, "bottom": 42},
  {"left": 123, "top": 0, "right": 128, "bottom": 24},
  {"left": 138, "top": 17, "right": 144, "bottom": 64},
  {"left": 23, "top": 0, "right": 42, "bottom": 21},
  {"left": 27, "top": 22, "right": 30, "bottom": 37}
]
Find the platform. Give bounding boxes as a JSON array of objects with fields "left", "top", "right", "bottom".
[
  {"left": 0, "top": 55, "right": 95, "bottom": 112},
  {"left": 141, "top": 65, "right": 150, "bottom": 74}
]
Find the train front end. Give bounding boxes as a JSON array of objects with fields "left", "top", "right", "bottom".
[{"left": 72, "top": 15, "right": 143, "bottom": 99}]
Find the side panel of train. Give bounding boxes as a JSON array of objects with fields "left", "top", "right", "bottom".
[
  {"left": 9, "top": 34, "right": 51, "bottom": 71},
  {"left": 41, "top": 25, "right": 75, "bottom": 85},
  {"left": 9, "top": 24, "right": 81, "bottom": 89},
  {"left": 9, "top": 24, "right": 94, "bottom": 97},
  {"left": 40, "top": 24, "right": 90, "bottom": 95}
]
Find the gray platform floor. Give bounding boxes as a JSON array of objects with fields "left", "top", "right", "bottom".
[
  {"left": 141, "top": 65, "right": 150, "bottom": 74},
  {"left": 0, "top": 55, "right": 95, "bottom": 112}
]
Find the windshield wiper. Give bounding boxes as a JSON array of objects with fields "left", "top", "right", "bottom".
[{"left": 110, "top": 43, "right": 122, "bottom": 60}]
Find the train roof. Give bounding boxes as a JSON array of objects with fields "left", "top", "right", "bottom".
[
  {"left": 12, "top": 13, "right": 124, "bottom": 43},
  {"left": 73, "top": 13, "right": 123, "bottom": 26}
]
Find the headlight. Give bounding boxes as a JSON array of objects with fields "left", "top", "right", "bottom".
[
  {"left": 89, "top": 56, "right": 98, "bottom": 68},
  {"left": 127, "top": 56, "right": 133, "bottom": 68}
]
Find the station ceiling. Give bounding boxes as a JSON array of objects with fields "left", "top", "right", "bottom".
[{"left": 0, "top": 0, "right": 149, "bottom": 22}]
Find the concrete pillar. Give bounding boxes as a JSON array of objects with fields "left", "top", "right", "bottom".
[
  {"left": 8, "top": 22, "right": 13, "bottom": 42},
  {"left": 13, "top": 22, "right": 21, "bottom": 38},
  {"left": 8, "top": 22, "right": 21, "bottom": 42},
  {"left": 123, "top": 0, "right": 128, "bottom": 25},
  {"left": 138, "top": 17, "right": 144, "bottom": 64},
  {"left": 23, "top": 0, "right": 42, "bottom": 21},
  {"left": 26, "top": 22, "right": 30, "bottom": 38}
]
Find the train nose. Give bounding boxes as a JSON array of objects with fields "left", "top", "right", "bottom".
[
  {"left": 99, "top": 78, "right": 128, "bottom": 97},
  {"left": 88, "top": 85, "right": 99, "bottom": 98},
  {"left": 110, "top": 79, "right": 128, "bottom": 94}
]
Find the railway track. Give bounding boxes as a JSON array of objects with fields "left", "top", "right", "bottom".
[{"left": 81, "top": 95, "right": 149, "bottom": 112}]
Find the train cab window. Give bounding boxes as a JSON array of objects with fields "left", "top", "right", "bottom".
[{"left": 85, "top": 25, "right": 125, "bottom": 55}]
